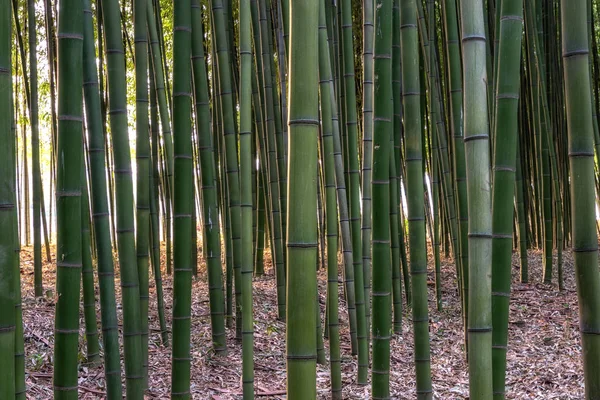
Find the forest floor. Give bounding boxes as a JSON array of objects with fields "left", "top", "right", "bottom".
[{"left": 19, "top": 242, "right": 583, "bottom": 399}]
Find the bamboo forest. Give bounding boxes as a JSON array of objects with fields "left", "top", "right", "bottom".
[{"left": 2, "top": 0, "right": 600, "bottom": 398}]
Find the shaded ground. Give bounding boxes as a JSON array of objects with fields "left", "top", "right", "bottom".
[{"left": 20, "top": 243, "right": 583, "bottom": 399}]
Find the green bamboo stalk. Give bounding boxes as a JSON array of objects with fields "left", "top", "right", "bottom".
[
  {"left": 12, "top": 2, "right": 32, "bottom": 251},
  {"left": 211, "top": 0, "right": 243, "bottom": 336},
  {"left": 0, "top": 1, "right": 16, "bottom": 394},
  {"left": 541, "top": 111, "right": 553, "bottom": 284},
  {"left": 250, "top": 46, "right": 266, "bottom": 276},
  {"left": 43, "top": 0, "right": 57, "bottom": 189},
  {"left": 81, "top": 163, "right": 100, "bottom": 365},
  {"left": 28, "top": 0, "right": 43, "bottom": 297},
  {"left": 392, "top": 0, "right": 411, "bottom": 308},
  {"left": 12, "top": 79, "right": 25, "bottom": 399},
  {"left": 426, "top": 0, "right": 442, "bottom": 313},
  {"left": 515, "top": 139, "right": 528, "bottom": 282},
  {"left": 561, "top": 1, "right": 600, "bottom": 396},
  {"left": 341, "top": 0, "right": 367, "bottom": 378},
  {"left": 254, "top": 169, "right": 266, "bottom": 275},
  {"left": 53, "top": 0, "right": 83, "bottom": 395},
  {"left": 371, "top": 0, "right": 393, "bottom": 396},
  {"left": 389, "top": 134, "right": 403, "bottom": 334},
  {"left": 191, "top": 181, "right": 198, "bottom": 279},
  {"left": 170, "top": 0, "right": 194, "bottom": 395},
  {"left": 361, "top": 0, "right": 374, "bottom": 343},
  {"left": 265, "top": 3, "right": 287, "bottom": 258},
  {"left": 329, "top": 66, "right": 359, "bottom": 358},
  {"left": 152, "top": 0, "right": 172, "bottom": 117},
  {"left": 318, "top": 0, "right": 341, "bottom": 393},
  {"left": 461, "top": 0, "right": 493, "bottom": 397},
  {"left": 280, "top": 0, "right": 289, "bottom": 52},
  {"left": 255, "top": 0, "right": 286, "bottom": 319},
  {"left": 432, "top": 149, "right": 442, "bottom": 311},
  {"left": 286, "top": 0, "right": 318, "bottom": 396},
  {"left": 442, "top": 0, "right": 469, "bottom": 324},
  {"left": 251, "top": 139, "right": 257, "bottom": 274},
  {"left": 317, "top": 171, "right": 326, "bottom": 273},
  {"left": 274, "top": 0, "right": 288, "bottom": 168},
  {"left": 316, "top": 282, "right": 326, "bottom": 366},
  {"left": 134, "top": 0, "right": 150, "bottom": 385},
  {"left": 20, "top": 101, "right": 29, "bottom": 247},
  {"left": 400, "top": 0, "right": 432, "bottom": 397},
  {"left": 209, "top": 45, "right": 232, "bottom": 329},
  {"left": 525, "top": 0, "right": 555, "bottom": 285},
  {"left": 548, "top": 126, "right": 563, "bottom": 291},
  {"left": 490, "top": 0, "right": 524, "bottom": 397},
  {"left": 147, "top": 0, "right": 174, "bottom": 275},
  {"left": 149, "top": 52, "right": 169, "bottom": 347},
  {"left": 240, "top": 0, "right": 255, "bottom": 395},
  {"left": 191, "top": 0, "right": 226, "bottom": 354},
  {"left": 323, "top": 0, "right": 359, "bottom": 358},
  {"left": 101, "top": 0, "right": 144, "bottom": 393},
  {"left": 82, "top": 0, "right": 124, "bottom": 394},
  {"left": 415, "top": 0, "right": 460, "bottom": 314}
]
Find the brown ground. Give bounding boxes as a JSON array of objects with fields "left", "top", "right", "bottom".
[{"left": 20, "top": 243, "right": 583, "bottom": 399}]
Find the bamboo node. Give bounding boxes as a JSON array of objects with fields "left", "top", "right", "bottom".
[
  {"left": 0, "top": 325, "right": 16, "bottom": 332},
  {"left": 468, "top": 327, "right": 492, "bottom": 333},
  {"left": 57, "top": 33, "right": 84, "bottom": 40},
  {"left": 463, "top": 133, "right": 489, "bottom": 142},
  {"left": 286, "top": 354, "right": 317, "bottom": 360},
  {"left": 57, "top": 261, "right": 82, "bottom": 268},
  {"left": 58, "top": 115, "right": 83, "bottom": 122},
  {"left": 55, "top": 328, "right": 80, "bottom": 334},
  {"left": 53, "top": 385, "right": 79, "bottom": 391},
  {"left": 468, "top": 232, "right": 492, "bottom": 238},
  {"left": 461, "top": 34, "right": 486, "bottom": 43},
  {"left": 568, "top": 151, "right": 594, "bottom": 158},
  {"left": 287, "top": 242, "right": 318, "bottom": 248},
  {"left": 562, "top": 49, "right": 589, "bottom": 58},
  {"left": 580, "top": 329, "right": 600, "bottom": 335}
]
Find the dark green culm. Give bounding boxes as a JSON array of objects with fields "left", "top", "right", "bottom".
[
  {"left": 461, "top": 0, "right": 493, "bottom": 398},
  {"left": 191, "top": 0, "right": 226, "bottom": 354},
  {"left": 400, "top": 0, "right": 433, "bottom": 397},
  {"left": 361, "top": 0, "right": 374, "bottom": 344},
  {"left": 443, "top": 0, "right": 469, "bottom": 326},
  {"left": 170, "top": 0, "right": 194, "bottom": 395},
  {"left": 82, "top": 0, "right": 123, "bottom": 393},
  {"left": 341, "top": 0, "right": 367, "bottom": 371},
  {"left": 561, "top": 0, "right": 600, "bottom": 397},
  {"left": 28, "top": 0, "right": 42, "bottom": 298},
  {"left": 286, "top": 0, "right": 319, "bottom": 397},
  {"left": 371, "top": 0, "right": 393, "bottom": 396},
  {"left": 80, "top": 164, "right": 100, "bottom": 365},
  {"left": 239, "top": 0, "right": 255, "bottom": 395},
  {"left": 0, "top": 0, "right": 16, "bottom": 396},
  {"left": 210, "top": 0, "right": 243, "bottom": 339},
  {"left": 101, "top": 0, "right": 144, "bottom": 394},
  {"left": 256, "top": 0, "right": 286, "bottom": 321},
  {"left": 490, "top": 0, "right": 524, "bottom": 398},
  {"left": 53, "top": 0, "right": 83, "bottom": 395},
  {"left": 147, "top": 0, "right": 174, "bottom": 278},
  {"left": 134, "top": 0, "right": 150, "bottom": 385},
  {"left": 82, "top": 0, "right": 124, "bottom": 393},
  {"left": 318, "top": 0, "right": 343, "bottom": 394},
  {"left": 149, "top": 57, "right": 169, "bottom": 348}
]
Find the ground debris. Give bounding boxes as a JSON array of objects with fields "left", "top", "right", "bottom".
[{"left": 20, "top": 244, "right": 583, "bottom": 399}]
